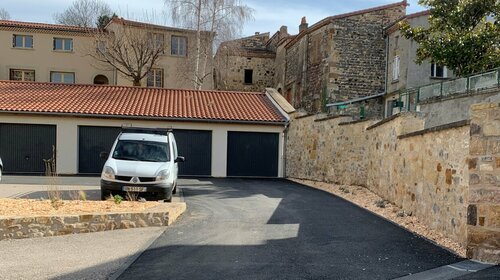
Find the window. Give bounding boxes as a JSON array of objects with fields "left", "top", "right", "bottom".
[
  {"left": 96, "top": 40, "right": 106, "bottom": 54},
  {"left": 149, "top": 33, "right": 165, "bottom": 53},
  {"left": 171, "top": 36, "right": 187, "bottom": 56},
  {"left": 10, "top": 69, "right": 35, "bottom": 81},
  {"left": 13, "top": 35, "right": 33, "bottom": 48},
  {"left": 392, "top": 55, "right": 400, "bottom": 81},
  {"left": 431, "top": 63, "right": 448, "bottom": 78},
  {"left": 147, "top": 68, "right": 163, "bottom": 87},
  {"left": 50, "top": 72, "right": 75, "bottom": 84},
  {"left": 244, "top": 69, "right": 253, "bottom": 84},
  {"left": 53, "top": 38, "right": 73, "bottom": 51}
]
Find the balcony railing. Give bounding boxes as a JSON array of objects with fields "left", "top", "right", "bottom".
[{"left": 397, "top": 68, "right": 500, "bottom": 112}]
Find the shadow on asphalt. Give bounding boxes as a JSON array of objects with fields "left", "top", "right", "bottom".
[{"left": 48, "top": 179, "right": 479, "bottom": 280}]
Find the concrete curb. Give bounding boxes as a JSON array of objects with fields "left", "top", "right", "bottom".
[{"left": 0, "top": 202, "right": 186, "bottom": 241}]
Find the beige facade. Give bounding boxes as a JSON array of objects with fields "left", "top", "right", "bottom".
[
  {"left": 0, "top": 27, "right": 115, "bottom": 85},
  {"left": 0, "top": 19, "right": 213, "bottom": 90},
  {"left": 0, "top": 113, "right": 285, "bottom": 178}
]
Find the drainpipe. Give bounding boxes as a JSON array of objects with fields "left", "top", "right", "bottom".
[
  {"left": 282, "top": 121, "right": 290, "bottom": 178},
  {"left": 383, "top": 35, "right": 389, "bottom": 117}
]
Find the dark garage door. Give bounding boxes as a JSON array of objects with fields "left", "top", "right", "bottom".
[
  {"left": 227, "top": 131, "right": 279, "bottom": 177},
  {"left": 78, "top": 126, "right": 121, "bottom": 174},
  {"left": 174, "top": 129, "right": 212, "bottom": 176},
  {"left": 0, "top": 123, "right": 56, "bottom": 174}
]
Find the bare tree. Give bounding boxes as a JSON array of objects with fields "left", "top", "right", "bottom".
[
  {"left": 88, "top": 19, "right": 165, "bottom": 86},
  {"left": 0, "top": 8, "right": 10, "bottom": 20},
  {"left": 165, "top": 0, "right": 254, "bottom": 89},
  {"left": 54, "top": 0, "right": 113, "bottom": 28}
]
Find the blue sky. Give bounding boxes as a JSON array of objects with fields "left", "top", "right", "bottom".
[{"left": 2, "top": 0, "right": 425, "bottom": 36}]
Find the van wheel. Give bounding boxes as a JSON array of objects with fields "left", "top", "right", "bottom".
[
  {"left": 100, "top": 190, "right": 109, "bottom": 201},
  {"left": 163, "top": 190, "right": 173, "bottom": 203}
]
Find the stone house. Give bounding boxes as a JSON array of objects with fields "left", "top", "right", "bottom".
[
  {"left": 214, "top": 31, "right": 286, "bottom": 92},
  {"left": 0, "top": 18, "right": 213, "bottom": 89},
  {"left": 384, "top": 10, "right": 455, "bottom": 117},
  {"left": 215, "top": 1, "right": 407, "bottom": 114}
]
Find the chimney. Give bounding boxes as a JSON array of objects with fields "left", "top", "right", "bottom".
[
  {"left": 279, "top": 25, "right": 288, "bottom": 35},
  {"left": 255, "top": 32, "right": 260, "bottom": 35},
  {"left": 299, "top": 17, "right": 308, "bottom": 33}
]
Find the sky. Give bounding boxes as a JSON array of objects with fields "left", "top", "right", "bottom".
[{"left": 1, "top": 0, "right": 425, "bottom": 36}]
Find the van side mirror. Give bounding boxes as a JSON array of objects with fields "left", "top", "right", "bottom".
[
  {"left": 175, "top": 156, "right": 185, "bottom": 163},
  {"left": 99, "top": 152, "right": 109, "bottom": 160}
]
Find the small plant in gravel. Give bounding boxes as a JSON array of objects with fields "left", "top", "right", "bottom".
[
  {"left": 375, "top": 200, "right": 386, "bottom": 208},
  {"left": 126, "top": 191, "right": 139, "bottom": 202},
  {"left": 113, "top": 195, "right": 124, "bottom": 205}
]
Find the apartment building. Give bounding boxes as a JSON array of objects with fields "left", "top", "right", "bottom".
[{"left": 0, "top": 18, "right": 213, "bottom": 89}]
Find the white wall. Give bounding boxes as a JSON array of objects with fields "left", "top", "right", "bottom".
[{"left": 0, "top": 113, "right": 286, "bottom": 177}]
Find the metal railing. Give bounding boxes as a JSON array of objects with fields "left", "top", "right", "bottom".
[{"left": 397, "top": 67, "right": 500, "bottom": 111}]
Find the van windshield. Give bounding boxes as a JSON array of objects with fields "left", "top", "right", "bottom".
[{"left": 112, "top": 140, "right": 170, "bottom": 162}]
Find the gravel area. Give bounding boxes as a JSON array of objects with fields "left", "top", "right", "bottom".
[
  {"left": 290, "top": 178, "right": 466, "bottom": 257},
  {"left": 0, "top": 198, "right": 160, "bottom": 218}
]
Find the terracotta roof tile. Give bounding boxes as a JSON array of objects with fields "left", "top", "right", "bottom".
[
  {"left": 0, "top": 20, "right": 98, "bottom": 34},
  {"left": 0, "top": 81, "right": 287, "bottom": 124}
]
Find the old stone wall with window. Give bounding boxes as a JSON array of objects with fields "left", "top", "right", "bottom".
[
  {"left": 278, "top": 2, "right": 406, "bottom": 113},
  {"left": 214, "top": 33, "right": 275, "bottom": 91}
]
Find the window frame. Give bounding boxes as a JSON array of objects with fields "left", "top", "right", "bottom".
[
  {"left": 50, "top": 71, "right": 75, "bottom": 84},
  {"left": 9, "top": 69, "right": 35, "bottom": 81},
  {"left": 392, "top": 55, "right": 400, "bottom": 81},
  {"left": 53, "top": 37, "right": 74, "bottom": 52},
  {"left": 12, "top": 34, "right": 33, "bottom": 49},
  {"left": 147, "top": 68, "right": 164, "bottom": 88},
  {"left": 149, "top": 32, "right": 165, "bottom": 54},
  {"left": 430, "top": 63, "right": 448, "bottom": 78},
  {"left": 171, "top": 35, "right": 187, "bottom": 57}
]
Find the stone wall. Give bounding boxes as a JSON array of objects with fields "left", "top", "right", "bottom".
[
  {"left": 420, "top": 90, "right": 500, "bottom": 128},
  {"left": 0, "top": 203, "right": 186, "bottom": 240},
  {"left": 215, "top": 54, "right": 275, "bottom": 92},
  {"left": 466, "top": 103, "right": 500, "bottom": 263},
  {"left": 286, "top": 112, "right": 470, "bottom": 247}
]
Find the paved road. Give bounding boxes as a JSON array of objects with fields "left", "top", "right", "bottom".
[
  {"left": 116, "top": 179, "right": 467, "bottom": 280},
  {"left": 0, "top": 227, "right": 166, "bottom": 280}
]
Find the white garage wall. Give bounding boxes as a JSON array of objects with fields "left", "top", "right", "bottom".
[{"left": 0, "top": 113, "right": 286, "bottom": 177}]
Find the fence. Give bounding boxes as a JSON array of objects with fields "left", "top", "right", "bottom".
[{"left": 398, "top": 68, "right": 500, "bottom": 111}]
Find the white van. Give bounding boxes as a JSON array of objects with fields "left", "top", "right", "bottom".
[{"left": 100, "top": 128, "right": 184, "bottom": 202}]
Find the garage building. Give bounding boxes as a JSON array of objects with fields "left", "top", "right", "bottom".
[{"left": 0, "top": 81, "right": 292, "bottom": 177}]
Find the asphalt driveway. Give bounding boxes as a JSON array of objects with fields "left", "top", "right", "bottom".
[{"left": 114, "top": 179, "right": 466, "bottom": 280}]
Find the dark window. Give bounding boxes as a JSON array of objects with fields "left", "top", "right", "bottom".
[
  {"left": 147, "top": 69, "right": 163, "bottom": 87},
  {"left": 93, "top": 74, "right": 109, "bottom": 85},
  {"left": 10, "top": 69, "right": 35, "bottom": 81},
  {"left": 431, "top": 63, "right": 447, "bottom": 78},
  {"left": 244, "top": 69, "right": 253, "bottom": 84}
]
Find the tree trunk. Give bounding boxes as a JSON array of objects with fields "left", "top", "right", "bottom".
[
  {"left": 133, "top": 79, "right": 141, "bottom": 87},
  {"left": 194, "top": 0, "right": 202, "bottom": 90}
]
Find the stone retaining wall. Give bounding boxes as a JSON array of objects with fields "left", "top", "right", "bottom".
[
  {"left": 466, "top": 103, "right": 500, "bottom": 263},
  {"left": 0, "top": 203, "right": 186, "bottom": 240},
  {"left": 286, "top": 112, "right": 469, "bottom": 246}
]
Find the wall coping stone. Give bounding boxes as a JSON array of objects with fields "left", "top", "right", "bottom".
[
  {"left": 366, "top": 113, "right": 401, "bottom": 130},
  {"left": 294, "top": 113, "right": 316, "bottom": 120},
  {"left": 338, "top": 118, "right": 378, "bottom": 126},
  {"left": 398, "top": 120, "right": 470, "bottom": 139},
  {"left": 419, "top": 88, "right": 500, "bottom": 105},
  {"left": 314, "top": 115, "right": 351, "bottom": 122}
]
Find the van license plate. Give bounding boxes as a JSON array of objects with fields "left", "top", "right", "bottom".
[{"left": 122, "top": 186, "right": 147, "bottom": 192}]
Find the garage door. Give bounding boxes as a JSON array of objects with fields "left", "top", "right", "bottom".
[
  {"left": 78, "top": 126, "right": 121, "bottom": 174},
  {"left": 227, "top": 132, "right": 279, "bottom": 177},
  {"left": 0, "top": 123, "right": 56, "bottom": 174},
  {"left": 174, "top": 129, "right": 212, "bottom": 176}
]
